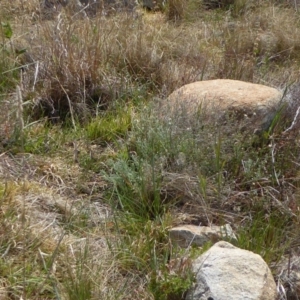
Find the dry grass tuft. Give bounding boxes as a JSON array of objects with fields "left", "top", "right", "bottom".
[{"left": 17, "top": 12, "right": 209, "bottom": 122}]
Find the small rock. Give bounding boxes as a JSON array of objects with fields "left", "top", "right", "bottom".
[
  {"left": 186, "top": 241, "right": 277, "bottom": 300},
  {"left": 169, "top": 224, "right": 236, "bottom": 248}
]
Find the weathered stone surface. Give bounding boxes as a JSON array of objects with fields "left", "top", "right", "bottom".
[
  {"left": 169, "top": 224, "right": 236, "bottom": 248},
  {"left": 164, "top": 79, "right": 283, "bottom": 134},
  {"left": 186, "top": 241, "right": 277, "bottom": 300}
]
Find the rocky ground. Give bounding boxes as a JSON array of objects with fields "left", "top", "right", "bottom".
[{"left": 1, "top": 1, "right": 300, "bottom": 299}]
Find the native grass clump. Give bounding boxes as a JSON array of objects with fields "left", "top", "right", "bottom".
[{"left": 1, "top": 0, "right": 300, "bottom": 299}]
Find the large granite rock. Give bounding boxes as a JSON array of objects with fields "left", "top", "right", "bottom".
[
  {"left": 163, "top": 79, "right": 283, "bottom": 134},
  {"left": 186, "top": 241, "right": 277, "bottom": 300}
]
